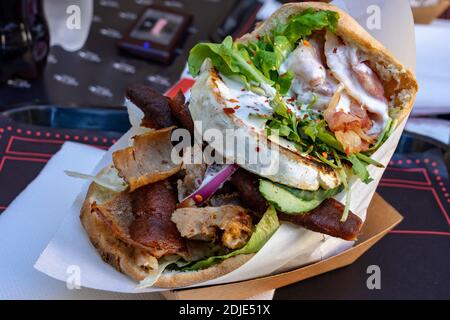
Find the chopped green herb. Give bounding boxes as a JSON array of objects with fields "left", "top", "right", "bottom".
[
  {"left": 187, "top": 7, "right": 391, "bottom": 203},
  {"left": 347, "top": 154, "right": 374, "bottom": 184},
  {"left": 365, "top": 118, "right": 397, "bottom": 153},
  {"left": 355, "top": 152, "right": 384, "bottom": 168}
]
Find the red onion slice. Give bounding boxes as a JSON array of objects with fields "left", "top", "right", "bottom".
[{"left": 180, "top": 164, "right": 239, "bottom": 206}]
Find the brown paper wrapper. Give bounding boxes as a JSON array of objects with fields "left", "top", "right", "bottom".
[{"left": 162, "top": 193, "right": 403, "bottom": 300}]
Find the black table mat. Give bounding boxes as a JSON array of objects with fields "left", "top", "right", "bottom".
[
  {"left": 275, "top": 149, "right": 450, "bottom": 300},
  {"left": 0, "top": 116, "right": 121, "bottom": 212},
  {"left": 0, "top": 0, "right": 236, "bottom": 109},
  {"left": 0, "top": 115, "right": 449, "bottom": 299}
]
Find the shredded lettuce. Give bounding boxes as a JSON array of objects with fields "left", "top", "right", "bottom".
[
  {"left": 65, "top": 169, "right": 127, "bottom": 192},
  {"left": 274, "top": 8, "right": 339, "bottom": 43},
  {"left": 188, "top": 8, "right": 339, "bottom": 98},
  {"left": 346, "top": 154, "right": 374, "bottom": 184},
  {"left": 300, "top": 119, "right": 384, "bottom": 182},
  {"left": 365, "top": 118, "right": 397, "bottom": 153},
  {"left": 334, "top": 151, "right": 351, "bottom": 222},
  {"left": 180, "top": 206, "right": 279, "bottom": 271},
  {"left": 301, "top": 119, "right": 344, "bottom": 151},
  {"left": 137, "top": 256, "right": 180, "bottom": 289},
  {"left": 188, "top": 36, "right": 274, "bottom": 96},
  {"left": 238, "top": 8, "right": 339, "bottom": 94},
  {"left": 239, "top": 35, "right": 293, "bottom": 94},
  {"left": 268, "top": 116, "right": 382, "bottom": 186}
]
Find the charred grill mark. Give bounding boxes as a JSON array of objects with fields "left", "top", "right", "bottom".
[{"left": 265, "top": 138, "right": 338, "bottom": 177}]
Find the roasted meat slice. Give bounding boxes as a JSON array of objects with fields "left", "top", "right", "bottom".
[
  {"left": 126, "top": 84, "right": 194, "bottom": 133},
  {"left": 168, "top": 90, "right": 195, "bottom": 134},
  {"left": 230, "top": 169, "right": 269, "bottom": 215},
  {"left": 112, "top": 127, "right": 182, "bottom": 192},
  {"left": 231, "top": 168, "right": 363, "bottom": 240},
  {"left": 171, "top": 205, "right": 253, "bottom": 250},
  {"left": 129, "top": 181, "right": 187, "bottom": 258},
  {"left": 92, "top": 181, "right": 187, "bottom": 259},
  {"left": 126, "top": 83, "right": 178, "bottom": 129}
]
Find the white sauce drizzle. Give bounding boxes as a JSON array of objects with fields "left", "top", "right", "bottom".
[
  {"left": 217, "top": 75, "right": 314, "bottom": 131},
  {"left": 324, "top": 32, "right": 388, "bottom": 134},
  {"left": 335, "top": 92, "right": 352, "bottom": 113}
]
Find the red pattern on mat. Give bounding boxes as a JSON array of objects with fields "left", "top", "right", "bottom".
[
  {"left": 379, "top": 153, "right": 450, "bottom": 237},
  {"left": 0, "top": 117, "right": 119, "bottom": 213},
  {"left": 1, "top": 117, "right": 449, "bottom": 241}
]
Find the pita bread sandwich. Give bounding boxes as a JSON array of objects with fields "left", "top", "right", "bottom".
[{"left": 72, "top": 2, "right": 418, "bottom": 288}]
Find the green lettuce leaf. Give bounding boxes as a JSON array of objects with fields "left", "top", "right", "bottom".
[
  {"left": 188, "top": 9, "right": 339, "bottom": 97},
  {"left": 346, "top": 154, "right": 373, "bottom": 184},
  {"left": 274, "top": 70, "right": 294, "bottom": 95},
  {"left": 300, "top": 120, "right": 342, "bottom": 150},
  {"left": 244, "top": 35, "right": 293, "bottom": 88},
  {"left": 180, "top": 206, "right": 280, "bottom": 271},
  {"left": 365, "top": 118, "right": 396, "bottom": 153},
  {"left": 188, "top": 36, "right": 274, "bottom": 96},
  {"left": 274, "top": 35, "right": 294, "bottom": 62}
]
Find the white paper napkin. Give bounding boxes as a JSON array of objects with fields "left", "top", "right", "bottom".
[
  {"left": 0, "top": 142, "right": 162, "bottom": 300},
  {"left": 0, "top": 141, "right": 273, "bottom": 300}
]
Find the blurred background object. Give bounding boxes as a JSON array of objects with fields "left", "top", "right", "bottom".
[
  {"left": 410, "top": 0, "right": 450, "bottom": 24},
  {"left": 0, "top": 0, "right": 261, "bottom": 108},
  {"left": 413, "top": 19, "right": 450, "bottom": 116},
  {"left": 0, "top": 0, "right": 448, "bottom": 155},
  {"left": 0, "top": 0, "right": 50, "bottom": 82},
  {"left": 116, "top": 5, "right": 193, "bottom": 63}
]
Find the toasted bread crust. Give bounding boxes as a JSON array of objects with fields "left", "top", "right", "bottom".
[
  {"left": 80, "top": 167, "right": 253, "bottom": 288},
  {"left": 80, "top": 177, "right": 150, "bottom": 282},
  {"left": 156, "top": 254, "right": 253, "bottom": 288}
]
